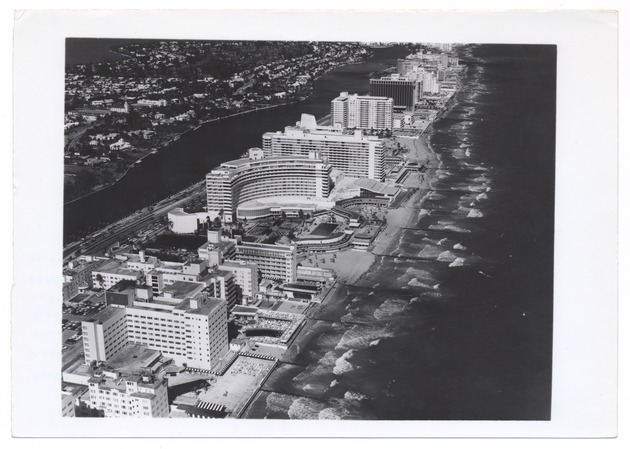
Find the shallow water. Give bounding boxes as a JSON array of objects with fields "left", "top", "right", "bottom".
[{"left": 244, "top": 44, "right": 556, "bottom": 420}]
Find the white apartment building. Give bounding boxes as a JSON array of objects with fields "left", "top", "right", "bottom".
[
  {"left": 125, "top": 292, "right": 228, "bottom": 370},
  {"left": 331, "top": 92, "right": 393, "bottom": 130},
  {"left": 235, "top": 242, "right": 296, "bottom": 284},
  {"left": 88, "top": 372, "right": 169, "bottom": 418},
  {"left": 82, "top": 306, "right": 128, "bottom": 364},
  {"left": 92, "top": 259, "right": 142, "bottom": 290},
  {"left": 146, "top": 260, "right": 208, "bottom": 294},
  {"left": 82, "top": 281, "right": 229, "bottom": 371},
  {"left": 121, "top": 251, "right": 160, "bottom": 275},
  {"left": 421, "top": 70, "right": 441, "bottom": 95},
  {"left": 262, "top": 114, "right": 384, "bottom": 181},
  {"left": 219, "top": 259, "right": 259, "bottom": 300},
  {"left": 63, "top": 255, "right": 110, "bottom": 300},
  {"left": 208, "top": 270, "right": 238, "bottom": 310}
]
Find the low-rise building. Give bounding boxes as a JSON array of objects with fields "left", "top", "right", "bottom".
[
  {"left": 88, "top": 372, "right": 169, "bottom": 418},
  {"left": 92, "top": 260, "right": 142, "bottom": 290},
  {"left": 167, "top": 208, "right": 218, "bottom": 234}
]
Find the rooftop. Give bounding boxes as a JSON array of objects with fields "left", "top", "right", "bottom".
[
  {"left": 232, "top": 305, "right": 259, "bottom": 315},
  {"left": 174, "top": 297, "right": 225, "bottom": 316},
  {"left": 220, "top": 154, "right": 326, "bottom": 170},
  {"left": 108, "top": 279, "right": 137, "bottom": 293},
  {"left": 354, "top": 178, "right": 400, "bottom": 196},
  {"left": 84, "top": 306, "right": 124, "bottom": 325},
  {"left": 94, "top": 259, "right": 141, "bottom": 278},
  {"left": 102, "top": 344, "right": 162, "bottom": 374},
  {"left": 162, "top": 280, "right": 205, "bottom": 299}
]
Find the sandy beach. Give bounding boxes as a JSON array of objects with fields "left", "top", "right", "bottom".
[
  {"left": 300, "top": 249, "right": 376, "bottom": 285},
  {"left": 371, "top": 133, "right": 438, "bottom": 257}
]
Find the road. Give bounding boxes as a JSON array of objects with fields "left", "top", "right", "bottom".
[{"left": 63, "top": 182, "right": 206, "bottom": 262}]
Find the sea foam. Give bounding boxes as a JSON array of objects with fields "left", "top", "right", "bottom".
[
  {"left": 333, "top": 350, "right": 356, "bottom": 375},
  {"left": 437, "top": 251, "right": 458, "bottom": 262},
  {"left": 449, "top": 258, "right": 466, "bottom": 267}
]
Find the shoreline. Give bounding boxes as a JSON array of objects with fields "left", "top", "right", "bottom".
[
  {"left": 63, "top": 101, "right": 300, "bottom": 206},
  {"left": 247, "top": 90, "right": 458, "bottom": 417}
]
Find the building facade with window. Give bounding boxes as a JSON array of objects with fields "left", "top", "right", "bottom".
[
  {"left": 262, "top": 115, "right": 384, "bottom": 181},
  {"left": 206, "top": 150, "right": 332, "bottom": 222},
  {"left": 234, "top": 242, "right": 297, "bottom": 284},
  {"left": 87, "top": 372, "right": 169, "bottom": 418},
  {"left": 331, "top": 92, "right": 393, "bottom": 130}
]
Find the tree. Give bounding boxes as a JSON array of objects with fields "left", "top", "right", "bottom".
[
  {"left": 95, "top": 274, "right": 104, "bottom": 288},
  {"left": 213, "top": 216, "right": 222, "bottom": 228},
  {"left": 281, "top": 211, "right": 287, "bottom": 219},
  {"left": 298, "top": 209, "right": 304, "bottom": 220}
]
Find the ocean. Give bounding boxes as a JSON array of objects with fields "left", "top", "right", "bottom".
[{"left": 242, "top": 44, "right": 556, "bottom": 420}]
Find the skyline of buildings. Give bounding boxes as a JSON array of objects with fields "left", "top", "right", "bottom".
[{"left": 60, "top": 43, "right": 463, "bottom": 419}]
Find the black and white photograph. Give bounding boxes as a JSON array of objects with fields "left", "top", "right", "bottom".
[
  {"left": 10, "top": 7, "right": 619, "bottom": 439},
  {"left": 59, "top": 38, "right": 556, "bottom": 421}
]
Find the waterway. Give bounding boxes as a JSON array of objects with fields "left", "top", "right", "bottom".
[{"left": 63, "top": 44, "right": 410, "bottom": 243}]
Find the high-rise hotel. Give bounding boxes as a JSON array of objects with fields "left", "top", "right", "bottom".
[
  {"left": 82, "top": 281, "right": 229, "bottom": 371},
  {"left": 262, "top": 114, "right": 384, "bottom": 181},
  {"left": 369, "top": 74, "right": 422, "bottom": 111},
  {"left": 331, "top": 92, "right": 394, "bottom": 130},
  {"left": 206, "top": 147, "right": 332, "bottom": 223}
]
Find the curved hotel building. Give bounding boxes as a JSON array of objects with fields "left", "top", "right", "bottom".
[{"left": 206, "top": 148, "right": 332, "bottom": 222}]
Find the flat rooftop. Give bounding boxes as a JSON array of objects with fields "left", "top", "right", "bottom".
[
  {"left": 162, "top": 280, "right": 205, "bottom": 299},
  {"left": 84, "top": 305, "right": 124, "bottom": 324},
  {"left": 232, "top": 305, "right": 258, "bottom": 315},
  {"left": 174, "top": 297, "right": 225, "bottom": 316},
  {"left": 95, "top": 259, "right": 141, "bottom": 277},
  {"left": 103, "top": 344, "right": 162, "bottom": 374},
  {"left": 270, "top": 300, "right": 309, "bottom": 315},
  {"left": 196, "top": 356, "right": 275, "bottom": 415}
]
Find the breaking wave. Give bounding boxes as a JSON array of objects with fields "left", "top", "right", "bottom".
[
  {"left": 373, "top": 299, "right": 407, "bottom": 320},
  {"left": 467, "top": 209, "right": 484, "bottom": 218},
  {"left": 449, "top": 258, "right": 467, "bottom": 267},
  {"left": 437, "top": 250, "right": 458, "bottom": 262},
  {"left": 336, "top": 325, "right": 394, "bottom": 350},
  {"left": 333, "top": 350, "right": 355, "bottom": 375}
]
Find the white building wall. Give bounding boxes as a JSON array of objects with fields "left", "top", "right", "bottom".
[
  {"left": 61, "top": 392, "right": 76, "bottom": 417},
  {"left": 82, "top": 308, "right": 128, "bottom": 364}
]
